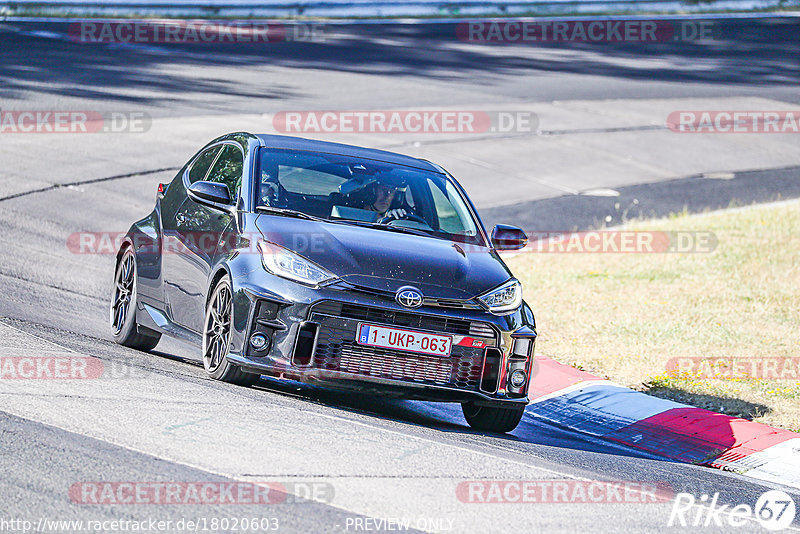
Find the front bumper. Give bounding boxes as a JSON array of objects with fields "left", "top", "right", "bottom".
[{"left": 226, "top": 279, "right": 536, "bottom": 405}]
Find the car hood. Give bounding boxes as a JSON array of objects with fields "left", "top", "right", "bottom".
[{"left": 254, "top": 215, "right": 513, "bottom": 300}]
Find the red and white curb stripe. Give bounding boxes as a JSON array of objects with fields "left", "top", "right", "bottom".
[{"left": 528, "top": 355, "right": 800, "bottom": 489}]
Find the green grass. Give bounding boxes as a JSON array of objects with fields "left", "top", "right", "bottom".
[{"left": 508, "top": 200, "right": 800, "bottom": 432}]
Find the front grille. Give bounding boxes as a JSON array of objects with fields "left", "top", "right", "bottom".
[
  {"left": 310, "top": 313, "right": 485, "bottom": 390},
  {"left": 336, "top": 282, "right": 480, "bottom": 310},
  {"left": 339, "top": 345, "right": 452, "bottom": 383},
  {"left": 312, "top": 301, "right": 494, "bottom": 338},
  {"left": 469, "top": 323, "right": 495, "bottom": 338},
  {"left": 424, "top": 298, "right": 482, "bottom": 310}
]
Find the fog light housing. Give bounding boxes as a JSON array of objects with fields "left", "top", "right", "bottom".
[
  {"left": 512, "top": 338, "right": 531, "bottom": 357},
  {"left": 249, "top": 333, "right": 269, "bottom": 351},
  {"left": 509, "top": 369, "right": 527, "bottom": 388}
]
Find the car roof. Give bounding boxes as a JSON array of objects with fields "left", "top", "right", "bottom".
[{"left": 254, "top": 134, "right": 441, "bottom": 173}]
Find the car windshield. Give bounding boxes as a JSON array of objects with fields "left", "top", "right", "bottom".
[{"left": 256, "top": 148, "right": 485, "bottom": 245}]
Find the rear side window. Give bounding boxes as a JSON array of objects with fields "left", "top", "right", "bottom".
[
  {"left": 188, "top": 146, "right": 220, "bottom": 184},
  {"left": 207, "top": 145, "right": 244, "bottom": 199}
]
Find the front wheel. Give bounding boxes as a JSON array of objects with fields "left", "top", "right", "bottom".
[
  {"left": 110, "top": 248, "right": 161, "bottom": 351},
  {"left": 461, "top": 402, "right": 525, "bottom": 433},
  {"left": 202, "top": 276, "right": 260, "bottom": 387}
]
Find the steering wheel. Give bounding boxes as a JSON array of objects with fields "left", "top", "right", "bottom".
[{"left": 378, "top": 212, "right": 428, "bottom": 226}]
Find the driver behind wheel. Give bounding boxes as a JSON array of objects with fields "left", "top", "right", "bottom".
[{"left": 361, "top": 177, "right": 413, "bottom": 220}]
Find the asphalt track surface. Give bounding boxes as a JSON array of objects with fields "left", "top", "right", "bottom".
[{"left": 1, "top": 15, "right": 799, "bottom": 533}]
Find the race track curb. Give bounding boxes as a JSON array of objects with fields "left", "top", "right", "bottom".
[{"left": 528, "top": 355, "right": 800, "bottom": 489}]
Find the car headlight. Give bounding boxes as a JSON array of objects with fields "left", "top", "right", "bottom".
[
  {"left": 478, "top": 279, "right": 522, "bottom": 314},
  {"left": 257, "top": 240, "right": 338, "bottom": 287}
]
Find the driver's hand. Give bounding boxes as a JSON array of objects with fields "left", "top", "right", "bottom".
[{"left": 384, "top": 208, "right": 407, "bottom": 220}]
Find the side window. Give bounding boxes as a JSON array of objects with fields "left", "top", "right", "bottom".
[
  {"left": 207, "top": 145, "right": 244, "bottom": 200},
  {"left": 188, "top": 147, "right": 220, "bottom": 184}
]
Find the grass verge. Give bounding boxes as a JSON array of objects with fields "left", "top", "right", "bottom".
[{"left": 508, "top": 200, "right": 800, "bottom": 432}]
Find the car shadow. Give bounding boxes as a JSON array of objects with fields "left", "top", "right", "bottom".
[
  {"left": 148, "top": 349, "right": 204, "bottom": 368},
  {"left": 249, "top": 375, "right": 670, "bottom": 461}
]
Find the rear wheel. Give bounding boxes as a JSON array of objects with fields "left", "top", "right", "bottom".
[
  {"left": 461, "top": 402, "right": 525, "bottom": 433},
  {"left": 202, "top": 276, "right": 260, "bottom": 386},
  {"left": 110, "top": 249, "right": 161, "bottom": 351}
]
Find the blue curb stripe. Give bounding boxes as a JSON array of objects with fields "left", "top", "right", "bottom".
[{"left": 528, "top": 383, "right": 684, "bottom": 437}]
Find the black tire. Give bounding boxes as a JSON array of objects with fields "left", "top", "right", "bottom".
[
  {"left": 202, "top": 276, "right": 260, "bottom": 387},
  {"left": 462, "top": 402, "right": 525, "bottom": 433},
  {"left": 111, "top": 248, "right": 161, "bottom": 351}
]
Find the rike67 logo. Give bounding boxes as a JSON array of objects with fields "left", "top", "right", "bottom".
[{"left": 669, "top": 490, "right": 796, "bottom": 531}]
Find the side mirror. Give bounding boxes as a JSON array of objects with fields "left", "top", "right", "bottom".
[
  {"left": 491, "top": 224, "right": 528, "bottom": 251},
  {"left": 187, "top": 181, "right": 232, "bottom": 209}
]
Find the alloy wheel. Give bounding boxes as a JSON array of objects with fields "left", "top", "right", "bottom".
[
  {"left": 203, "top": 281, "right": 233, "bottom": 373},
  {"left": 111, "top": 252, "right": 135, "bottom": 335}
]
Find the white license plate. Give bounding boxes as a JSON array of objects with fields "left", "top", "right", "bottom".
[{"left": 356, "top": 323, "right": 452, "bottom": 357}]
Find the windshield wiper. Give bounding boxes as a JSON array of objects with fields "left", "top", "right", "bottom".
[
  {"left": 340, "top": 220, "right": 435, "bottom": 238},
  {"left": 255, "top": 206, "right": 324, "bottom": 221}
]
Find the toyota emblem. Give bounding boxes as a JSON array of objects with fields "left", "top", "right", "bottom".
[{"left": 395, "top": 286, "right": 423, "bottom": 308}]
